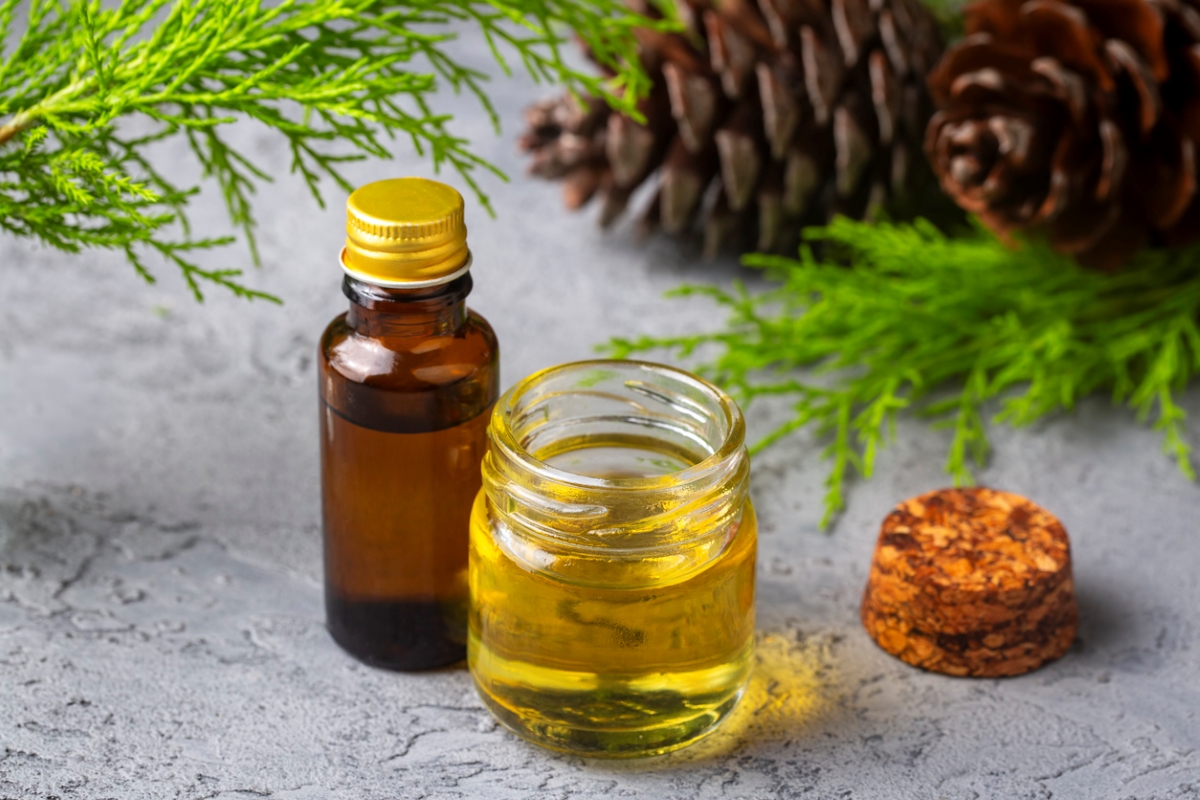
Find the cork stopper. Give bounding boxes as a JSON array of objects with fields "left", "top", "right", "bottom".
[
  {"left": 861, "top": 487, "right": 1078, "bottom": 677},
  {"left": 341, "top": 177, "right": 470, "bottom": 287}
]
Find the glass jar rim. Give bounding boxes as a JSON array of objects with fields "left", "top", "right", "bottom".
[{"left": 489, "top": 359, "right": 746, "bottom": 491}]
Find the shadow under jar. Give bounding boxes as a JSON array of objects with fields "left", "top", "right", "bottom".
[{"left": 468, "top": 360, "right": 756, "bottom": 757}]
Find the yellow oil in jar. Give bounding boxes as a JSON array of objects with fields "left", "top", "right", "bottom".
[{"left": 468, "top": 435, "right": 756, "bottom": 757}]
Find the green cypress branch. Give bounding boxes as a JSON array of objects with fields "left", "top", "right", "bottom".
[
  {"left": 0, "top": 0, "right": 667, "bottom": 300},
  {"left": 607, "top": 219, "right": 1200, "bottom": 527}
]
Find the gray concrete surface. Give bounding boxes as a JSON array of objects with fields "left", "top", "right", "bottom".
[{"left": 1, "top": 30, "right": 1198, "bottom": 800}]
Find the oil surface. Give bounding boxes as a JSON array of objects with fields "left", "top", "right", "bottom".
[
  {"left": 468, "top": 439, "right": 756, "bottom": 757},
  {"left": 542, "top": 441, "right": 693, "bottom": 478}
]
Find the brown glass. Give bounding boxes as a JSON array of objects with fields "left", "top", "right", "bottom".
[{"left": 319, "top": 273, "right": 499, "bottom": 670}]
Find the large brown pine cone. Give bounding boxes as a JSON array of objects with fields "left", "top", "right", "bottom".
[
  {"left": 926, "top": 0, "right": 1200, "bottom": 270},
  {"left": 521, "top": 0, "right": 943, "bottom": 258}
]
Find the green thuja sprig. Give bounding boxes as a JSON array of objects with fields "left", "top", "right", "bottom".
[
  {"left": 0, "top": 0, "right": 667, "bottom": 300},
  {"left": 609, "top": 218, "right": 1200, "bottom": 526}
]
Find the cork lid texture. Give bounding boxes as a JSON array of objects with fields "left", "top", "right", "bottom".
[{"left": 862, "top": 487, "right": 1079, "bottom": 677}]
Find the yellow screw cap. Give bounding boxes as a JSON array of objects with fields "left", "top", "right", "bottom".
[{"left": 341, "top": 177, "right": 470, "bottom": 287}]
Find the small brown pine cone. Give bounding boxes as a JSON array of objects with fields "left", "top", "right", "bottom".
[
  {"left": 520, "top": 0, "right": 944, "bottom": 258},
  {"left": 925, "top": 0, "right": 1200, "bottom": 270}
]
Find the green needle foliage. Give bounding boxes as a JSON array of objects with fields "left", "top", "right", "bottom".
[
  {"left": 0, "top": 0, "right": 665, "bottom": 300},
  {"left": 609, "top": 218, "right": 1200, "bottom": 526}
]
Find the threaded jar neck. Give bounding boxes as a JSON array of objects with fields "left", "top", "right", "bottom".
[{"left": 481, "top": 360, "right": 749, "bottom": 585}]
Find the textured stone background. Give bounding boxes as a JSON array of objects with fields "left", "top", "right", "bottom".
[{"left": 1, "top": 29, "right": 1198, "bottom": 800}]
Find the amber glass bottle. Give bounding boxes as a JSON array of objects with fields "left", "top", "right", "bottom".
[{"left": 319, "top": 177, "right": 498, "bottom": 670}]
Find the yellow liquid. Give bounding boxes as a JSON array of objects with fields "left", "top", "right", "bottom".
[{"left": 468, "top": 441, "right": 756, "bottom": 757}]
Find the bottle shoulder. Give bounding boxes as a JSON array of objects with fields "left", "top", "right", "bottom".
[
  {"left": 320, "top": 310, "right": 498, "bottom": 389},
  {"left": 466, "top": 308, "right": 499, "bottom": 352}
]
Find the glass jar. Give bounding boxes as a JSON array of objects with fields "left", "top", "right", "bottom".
[{"left": 468, "top": 360, "right": 755, "bottom": 757}]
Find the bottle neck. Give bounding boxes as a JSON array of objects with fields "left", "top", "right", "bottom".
[{"left": 343, "top": 274, "right": 472, "bottom": 338}]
